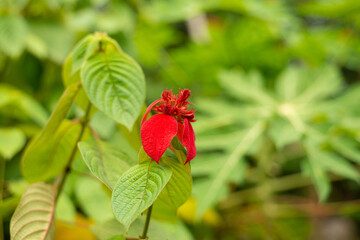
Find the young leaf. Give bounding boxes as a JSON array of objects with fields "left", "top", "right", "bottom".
[
  {"left": 10, "top": 183, "right": 55, "bottom": 240},
  {"left": 302, "top": 160, "right": 330, "bottom": 202},
  {"left": 78, "top": 140, "right": 137, "bottom": 190},
  {"left": 22, "top": 120, "right": 82, "bottom": 182},
  {"left": 81, "top": 52, "right": 146, "bottom": 130},
  {"left": 152, "top": 156, "right": 192, "bottom": 221},
  {"left": 0, "top": 127, "right": 26, "bottom": 160},
  {"left": 111, "top": 161, "right": 172, "bottom": 230}
]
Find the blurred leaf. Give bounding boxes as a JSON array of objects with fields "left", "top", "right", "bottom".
[
  {"left": 111, "top": 161, "right": 172, "bottom": 230},
  {"left": 152, "top": 156, "right": 192, "bottom": 222},
  {"left": 22, "top": 120, "right": 82, "bottom": 182},
  {"left": 0, "top": 84, "right": 48, "bottom": 126},
  {"left": 0, "top": 15, "right": 27, "bottom": 57},
  {"left": 218, "top": 69, "right": 277, "bottom": 106},
  {"left": 0, "top": 127, "right": 26, "bottom": 160},
  {"left": 56, "top": 193, "right": 76, "bottom": 222},
  {"left": 196, "top": 121, "right": 265, "bottom": 217},
  {"left": 75, "top": 176, "right": 113, "bottom": 222},
  {"left": 55, "top": 215, "right": 97, "bottom": 240},
  {"left": 81, "top": 51, "right": 146, "bottom": 130},
  {"left": 78, "top": 140, "right": 136, "bottom": 190},
  {"left": 331, "top": 137, "right": 360, "bottom": 164},
  {"left": 302, "top": 160, "right": 330, "bottom": 202},
  {"left": 10, "top": 182, "right": 55, "bottom": 240}
]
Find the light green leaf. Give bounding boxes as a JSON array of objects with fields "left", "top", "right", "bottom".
[
  {"left": 106, "top": 236, "right": 126, "bottom": 240},
  {"left": 78, "top": 140, "right": 137, "bottom": 190},
  {"left": 81, "top": 51, "right": 146, "bottom": 130},
  {"left": 196, "top": 121, "right": 265, "bottom": 217},
  {"left": 306, "top": 142, "right": 359, "bottom": 182},
  {"left": 0, "top": 127, "right": 26, "bottom": 160},
  {"left": 0, "top": 15, "right": 27, "bottom": 57},
  {"left": 0, "top": 84, "right": 48, "bottom": 126},
  {"left": 75, "top": 177, "right": 113, "bottom": 222},
  {"left": 218, "top": 69, "right": 277, "bottom": 106},
  {"left": 294, "top": 65, "right": 343, "bottom": 103},
  {"left": 22, "top": 120, "right": 82, "bottom": 183},
  {"left": 152, "top": 156, "right": 192, "bottom": 221},
  {"left": 275, "top": 65, "right": 303, "bottom": 100},
  {"left": 10, "top": 183, "right": 55, "bottom": 240},
  {"left": 56, "top": 192, "right": 76, "bottom": 222},
  {"left": 111, "top": 161, "right": 172, "bottom": 230},
  {"left": 302, "top": 160, "right": 330, "bottom": 202},
  {"left": 331, "top": 137, "right": 360, "bottom": 164}
]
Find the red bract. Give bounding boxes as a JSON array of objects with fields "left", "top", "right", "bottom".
[{"left": 141, "top": 89, "right": 196, "bottom": 163}]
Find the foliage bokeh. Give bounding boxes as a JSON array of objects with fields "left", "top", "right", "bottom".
[{"left": 1, "top": 0, "right": 360, "bottom": 239}]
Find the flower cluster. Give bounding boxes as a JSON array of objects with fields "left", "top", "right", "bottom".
[{"left": 140, "top": 89, "right": 196, "bottom": 163}]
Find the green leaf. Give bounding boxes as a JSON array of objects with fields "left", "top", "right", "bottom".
[
  {"left": 106, "top": 236, "right": 126, "bottom": 240},
  {"left": 275, "top": 65, "right": 303, "bottom": 101},
  {"left": 196, "top": 121, "right": 265, "bottom": 217},
  {"left": 294, "top": 65, "right": 343, "bottom": 103},
  {"left": 111, "top": 161, "right": 172, "bottom": 230},
  {"left": 218, "top": 69, "right": 277, "bottom": 106},
  {"left": 56, "top": 192, "right": 76, "bottom": 222},
  {"left": 0, "top": 15, "right": 27, "bottom": 57},
  {"left": 0, "top": 127, "right": 26, "bottom": 160},
  {"left": 10, "top": 182, "right": 55, "bottom": 240},
  {"left": 78, "top": 140, "right": 137, "bottom": 190},
  {"left": 70, "top": 34, "right": 100, "bottom": 74},
  {"left": 331, "top": 137, "right": 360, "bottom": 164},
  {"left": 302, "top": 160, "right": 330, "bottom": 202},
  {"left": 152, "top": 156, "right": 192, "bottom": 221},
  {"left": 306, "top": 142, "right": 359, "bottom": 182},
  {"left": 22, "top": 120, "right": 82, "bottom": 182},
  {"left": 75, "top": 176, "right": 114, "bottom": 222},
  {"left": 0, "top": 84, "right": 48, "bottom": 126},
  {"left": 81, "top": 51, "right": 146, "bottom": 130}
]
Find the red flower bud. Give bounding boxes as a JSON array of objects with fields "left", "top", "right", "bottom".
[{"left": 140, "top": 89, "right": 197, "bottom": 163}]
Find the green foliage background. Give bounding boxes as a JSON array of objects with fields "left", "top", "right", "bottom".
[{"left": 1, "top": 0, "right": 360, "bottom": 239}]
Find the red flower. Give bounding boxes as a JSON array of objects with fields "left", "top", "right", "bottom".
[{"left": 141, "top": 89, "right": 196, "bottom": 164}]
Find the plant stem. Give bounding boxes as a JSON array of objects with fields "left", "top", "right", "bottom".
[
  {"left": 0, "top": 159, "right": 5, "bottom": 240},
  {"left": 55, "top": 103, "right": 92, "bottom": 200},
  {"left": 140, "top": 205, "right": 153, "bottom": 239}
]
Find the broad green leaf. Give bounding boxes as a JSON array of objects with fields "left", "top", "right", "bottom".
[
  {"left": 306, "top": 142, "right": 359, "bottom": 182},
  {"left": 0, "top": 127, "right": 26, "bottom": 160},
  {"left": 0, "top": 15, "right": 27, "bottom": 57},
  {"left": 302, "top": 160, "right": 330, "bottom": 202},
  {"left": 78, "top": 140, "right": 137, "bottom": 190},
  {"left": 111, "top": 161, "right": 172, "bottom": 230},
  {"left": 70, "top": 34, "right": 100, "bottom": 74},
  {"left": 22, "top": 120, "right": 82, "bottom": 182},
  {"left": 152, "top": 156, "right": 192, "bottom": 221},
  {"left": 196, "top": 121, "right": 265, "bottom": 217},
  {"left": 81, "top": 51, "right": 146, "bottom": 130},
  {"left": 75, "top": 177, "right": 113, "bottom": 222},
  {"left": 10, "top": 183, "right": 55, "bottom": 240},
  {"left": 218, "top": 69, "right": 277, "bottom": 106}
]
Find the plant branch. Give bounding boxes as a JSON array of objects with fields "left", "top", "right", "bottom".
[
  {"left": 140, "top": 205, "right": 153, "bottom": 239},
  {"left": 55, "top": 103, "right": 92, "bottom": 201}
]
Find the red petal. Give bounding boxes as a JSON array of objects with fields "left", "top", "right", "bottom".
[
  {"left": 182, "top": 119, "right": 196, "bottom": 163},
  {"left": 141, "top": 114, "right": 178, "bottom": 162},
  {"left": 176, "top": 122, "right": 185, "bottom": 143}
]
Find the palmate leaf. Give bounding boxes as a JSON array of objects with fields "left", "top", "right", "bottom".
[
  {"left": 10, "top": 183, "right": 55, "bottom": 240},
  {"left": 78, "top": 140, "right": 137, "bottom": 190},
  {"left": 81, "top": 51, "right": 146, "bottom": 130},
  {"left": 111, "top": 161, "right": 172, "bottom": 230},
  {"left": 196, "top": 121, "right": 265, "bottom": 217}
]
